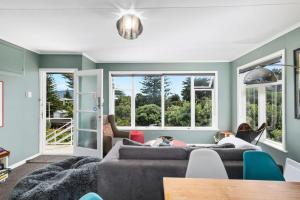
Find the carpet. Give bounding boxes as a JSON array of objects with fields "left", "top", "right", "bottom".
[{"left": 0, "top": 155, "right": 72, "bottom": 200}]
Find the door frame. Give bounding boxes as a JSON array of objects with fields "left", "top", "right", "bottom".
[
  {"left": 73, "top": 69, "right": 104, "bottom": 158},
  {"left": 39, "top": 68, "right": 77, "bottom": 155}
]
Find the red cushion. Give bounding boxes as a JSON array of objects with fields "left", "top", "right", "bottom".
[{"left": 130, "top": 130, "right": 144, "bottom": 143}]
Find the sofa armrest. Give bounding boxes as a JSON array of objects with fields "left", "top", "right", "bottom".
[{"left": 114, "top": 130, "right": 130, "bottom": 138}]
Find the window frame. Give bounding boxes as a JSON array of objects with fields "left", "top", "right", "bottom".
[
  {"left": 109, "top": 71, "right": 219, "bottom": 131},
  {"left": 236, "top": 49, "right": 287, "bottom": 152}
]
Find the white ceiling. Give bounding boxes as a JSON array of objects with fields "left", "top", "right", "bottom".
[{"left": 0, "top": 0, "right": 300, "bottom": 62}]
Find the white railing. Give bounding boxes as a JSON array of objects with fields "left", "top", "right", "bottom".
[{"left": 46, "top": 118, "right": 73, "bottom": 145}]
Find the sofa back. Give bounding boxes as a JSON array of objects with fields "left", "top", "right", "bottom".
[
  {"left": 119, "top": 144, "right": 254, "bottom": 161},
  {"left": 119, "top": 145, "right": 188, "bottom": 160}
]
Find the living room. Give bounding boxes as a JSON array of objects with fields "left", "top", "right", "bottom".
[{"left": 0, "top": 0, "right": 300, "bottom": 199}]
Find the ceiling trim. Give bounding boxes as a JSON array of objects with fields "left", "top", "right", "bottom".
[
  {"left": 82, "top": 53, "right": 97, "bottom": 63},
  {"left": 231, "top": 21, "right": 300, "bottom": 62},
  {"left": 96, "top": 60, "right": 230, "bottom": 63}
]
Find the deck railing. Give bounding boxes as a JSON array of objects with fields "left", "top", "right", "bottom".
[{"left": 46, "top": 118, "right": 73, "bottom": 145}]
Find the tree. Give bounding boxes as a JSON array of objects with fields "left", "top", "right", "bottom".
[
  {"left": 165, "top": 101, "right": 191, "bottom": 126},
  {"left": 47, "top": 74, "right": 63, "bottom": 116},
  {"left": 115, "top": 89, "right": 125, "bottom": 97},
  {"left": 64, "top": 89, "right": 72, "bottom": 99},
  {"left": 115, "top": 95, "right": 131, "bottom": 126},
  {"left": 136, "top": 104, "right": 161, "bottom": 126},
  {"left": 62, "top": 73, "right": 73, "bottom": 88},
  {"left": 140, "top": 75, "right": 162, "bottom": 105},
  {"left": 181, "top": 77, "right": 191, "bottom": 101}
]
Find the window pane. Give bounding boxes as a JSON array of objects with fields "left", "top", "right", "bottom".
[
  {"left": 135, "top": 75, "right": 161, "bottom": 127},
  {"left": 266, "top": 85, "right": 282, "bottom": 142},
  {"left": 113, "top": 77, "right": 131, "bottom": 126},
  {"left": 246, "top": 87, "right": 258, "bottom": 130},
  {"left": 165, "top": 76, "right": 191, "bottom": 127},
  {"left": 194, "top": 75, "right": 214, "bottom": 88},
  {"left": 195, "top": 90, "right": 212, "bottom": 127}
]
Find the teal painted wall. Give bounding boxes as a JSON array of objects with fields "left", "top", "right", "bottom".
[
  {"left": 40, "top": 54, "right": 96, "bottom": 70},
  {"left": 0, "top": 40, "right": 40, "bottom": 165},
  {"left": 82, "top": 56, "right": 96, "bottom": 70},
  {"left": 97, "top": 63, "right": 232, "bottom": 143},
  {"left": 231, "top": 27, "right": 300, "bottom": 164},
  {"left": 39, "top": 54, "right": 82, "bottom": 69}
]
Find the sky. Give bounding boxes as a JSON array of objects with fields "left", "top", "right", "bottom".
[
  {"left": 113, "top": 76, "right": 187, "bottom": 97},
  {"left": 51, "top": 74, "right": 72, "bottom": 91}
]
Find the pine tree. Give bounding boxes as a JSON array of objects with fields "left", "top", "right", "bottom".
[
  {"left": 181, "top": 77, "right": 191, "bottom": 101},
  {"left": 139, "top": 75, "right": 171, "bottom": 105},
  {"left": 62, "top": 73, "right": 73, "bottom": 88},
  {"left": 140, "top": 76, "right": 161, "bottom": 105},
  {"left": 47, "top": 74, "right": 63, "bottom": 117}
]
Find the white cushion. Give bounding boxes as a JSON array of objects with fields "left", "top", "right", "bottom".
[{"left": 218, "top": 135, "right": 262, "bottom": 150}]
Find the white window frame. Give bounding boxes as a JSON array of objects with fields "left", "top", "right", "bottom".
[
  {"left": 236, "top": 49, "right": 287, "bottom": 152},
  {"left": 109, "top": 71, "right": 219, "bottom": 131}
]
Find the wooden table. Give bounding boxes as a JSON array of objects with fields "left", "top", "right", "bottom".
[{"left": 163, "top": 178, "right": 300, "bottom": 200}]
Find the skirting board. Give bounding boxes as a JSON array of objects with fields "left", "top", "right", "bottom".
[{"left": 9, "top": 153, "right": 41, "bottom": 169}]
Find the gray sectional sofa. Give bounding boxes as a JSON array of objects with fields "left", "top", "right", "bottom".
[{"left": 95, "top": 141, "right": 254, "bottom": 200}]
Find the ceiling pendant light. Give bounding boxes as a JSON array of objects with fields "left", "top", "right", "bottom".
[
  {"left": 244, "top": 66, "right": 277, "bottom": 85},
  {"left": 116, "top": 14, "right": 143, "bottom": 40}
]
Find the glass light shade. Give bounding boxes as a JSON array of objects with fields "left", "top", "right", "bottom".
[
  {"left": 244, "top": 66, "right": 277, "bottom": 85},
  {"left": 116, "top": 14, "right": 143, "bottom": 40}
]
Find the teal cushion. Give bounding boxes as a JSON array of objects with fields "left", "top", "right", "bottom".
[{"left": 79, "top": 193, "right": 103, "bottom": 200}]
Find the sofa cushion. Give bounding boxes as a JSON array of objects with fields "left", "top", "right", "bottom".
[
  {"left": 187, "top": 147, "right": 253, "bottom": 161},
  {"left": 103, "top": 123, "right": 114, "bottom": 137},
  {"left": 119, "top": 146, "right": 188, "bottom": 160},
  {"left": 213, "top": 148, "right": 252, "bottom": 161},
  {"left": 123, "top": 138, "right": 148, "bottom": 146}
]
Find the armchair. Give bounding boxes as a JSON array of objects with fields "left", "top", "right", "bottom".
[{"left": 103, "top": 115, "right": 130, "bottom": 155}]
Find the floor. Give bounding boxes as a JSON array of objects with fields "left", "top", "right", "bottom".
[
  {"left": 44, "top": 144, "right": 73, "bottom": 155},
  {"left": 0, "top": 155, "right": 71, "bottom": 200}
]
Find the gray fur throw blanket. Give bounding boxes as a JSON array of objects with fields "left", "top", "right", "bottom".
[{"left": 10, "top": 156, "right": 101, "bottom": 200}]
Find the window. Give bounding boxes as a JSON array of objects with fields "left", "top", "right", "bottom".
[
  {"left": 110, "top": 72, "right": 218, "bottom": 130},
  {"left": 238, "top": 50, "right": 285, "bottom": 150},
  {"left": 113, "top": 76, "right": 132, "bottom": 126},
  {"left": 165, "top": 75, "right": 191, "bottom": 127},
  {"left": 246, "top": 87, "right": 258, "bottom": 130}
]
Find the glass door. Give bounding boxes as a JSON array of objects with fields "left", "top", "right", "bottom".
[{"left": 73, "top": 69, "right": 103, "bottom": 158}]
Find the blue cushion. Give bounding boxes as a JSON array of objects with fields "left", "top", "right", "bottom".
[
  {"left": 243, "top": 151, "right": 285, "bottom": 181},
  {"left": 79, "top": 192, "right": 103, "bottom": 200}
]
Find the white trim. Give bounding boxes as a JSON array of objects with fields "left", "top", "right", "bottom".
[
  {"left": 118, "top": 126, "right": 219, "bottom": 131},
  {"left": 109, "top": 70, "right": 219, "bottom": 130},
  {"left": 236, "top": 49, "right": 286, "bottom": 151},
  {"left": 191, "top": 76, "right": 195, "bottom": 128},
  {"left": 108, "top": 71, "right": 218, "bottom": 75},
  {"left": 82, "top": 53, "right": 97, "bottom": 63},
  {"left": 39, "top": 68, "right": 77, "bottom": 155},
  {"left": 9, "top": 153, "right": 40, "bottom": 169},
  {"left": 161, "top": 75, "right": 165, "bottom": 128},
  {"left": 262, "top": 139, "right": 288, "bottom": 153}
]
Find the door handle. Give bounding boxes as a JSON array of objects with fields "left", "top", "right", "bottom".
[{"left": 97, "top": 97, "right": 101, "bottom": 109}]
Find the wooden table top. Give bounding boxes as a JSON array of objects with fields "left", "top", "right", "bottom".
[
  {"left": 0, "top": 151, "right": 10, "bottom": 159},
  {"left": 163, "top": 178, "right": 300, "bottom": 200}
]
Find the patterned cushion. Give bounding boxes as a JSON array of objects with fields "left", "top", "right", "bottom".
[{"left": 103, "top": 123, "right": 114, "bottom": 137}]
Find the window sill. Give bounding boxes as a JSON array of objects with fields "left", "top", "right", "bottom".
[
  {"left": 117, "top": 126, "right": 219, "bottom": 131},
  {"left": 260, "top": 139, "right": 288, "bottom": 153}
]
